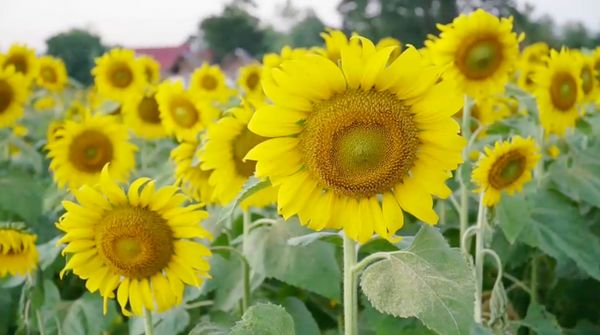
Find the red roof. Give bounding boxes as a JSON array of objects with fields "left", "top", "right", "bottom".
[{"left": 134, "top": 44, "right": 190, "bottom": 71}]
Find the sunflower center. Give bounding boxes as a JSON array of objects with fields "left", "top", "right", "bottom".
[
  {"left": 109, "top": 62, "right": 133, "bottom": 88},
  {"left": 171, "top": 99, "right": 199, "bottom": 128},
  {"left": 550, "top": 72, "right": 577, "bottom": 111},
  {"left": 246, "top": 72, "right": 260, "bottom": 91},
  {"left": 201, "top": 75, "right": 218, "bottom": 90},
  {"left": 144, "top": 67, "right": 154, "bottom": 82},
  {"left": 581, "top": 66, "right": 593, "bottom": 94},
  {"left": 96, "top": 206, "right": 173, "bottom": 278},
  {"left": 0, "top": 80, "right": 13, "bottom": 114},
  {"left": 138, "top": 96, "right": 161, "bottom": 124},
  {"left": 488, "top": 151, "right": 526, "bottom": 189},
  {"left": 233, "top": 128, "right": 265, "bottom": 177},
  {"left": 5, "top": 55, "right": 27, "bottom": 74},
  {"left": 41, "top": 66, "right": 58, "bottom": 84},
  {"left": 69, "top": 130, "right": 114, "bottom": 173},
  {"left": 457, "top": 38, "right": 502, "bottom": 79},
  {"left": 300, "top": 90, "right": 419, "bottom": 198}
]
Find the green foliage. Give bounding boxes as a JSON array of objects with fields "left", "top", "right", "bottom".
[
  {"left": 0, "top": 165, "right": 44, "bottom": 225},
  {"left": 230, "top": 303, "right": 295, "bottom": 335},
  {"left": 518, "top": 302, "right": 561, "bottom": 335},
  {"left": 288, "top": 12, "right": 326, "bottom": 48}
]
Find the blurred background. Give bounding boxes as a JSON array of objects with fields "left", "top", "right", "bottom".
[{"left": 1, "top": 0, "right": 597, "bottom": 86}]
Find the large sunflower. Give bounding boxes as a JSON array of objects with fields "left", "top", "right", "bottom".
[
  {"left": 37, "top": 56, "right": 68, "bottom": 91},
  {"left": 58, "top": 167, "right": 212, "bottom": 315},
  {"left": 472, "top": 136, "right": 540, "bottom": 206},
  {"left": 123, "top": 90, "right": 166, "bottom": 140},
  {"left": 0, "top": 67, "right": 28, "bottom": 128},
  {"left": 92, "top": 49, "right": 146, "bottom": 102},
  {"left": 137, "top": 55, "right": 161, "bottom": 85},
  {"left": 189, "top": 63, "right": 236, "bottom": 103},
  {"left": 428, "top": 9, "right": 522, "bottom": 97},
  {"left": 237, "top": 63, "right": 264, "bottom": 98},
  {"left": 246, "top": 34, "right": 466, "bottom": 243},
  {"left": 156, "top": 81, "right": 220, "bottom": 142},
  {"left": 533, "top": 49, "right": 582, "bottom": 136},
  {"left": 171, "top": 141, "right": 214, "bottom": 205},
  {"left": 0, "top": 44, "right": 38, "bottom": 84},
  {"left": 47, "top": 114, "right": 136, "bottom": 189},
  {"left": 0, "top": 225, "right": 38, "bottom": 277},
  {"left": 200, "top": 104, "right": 277, "bottom": 210}
]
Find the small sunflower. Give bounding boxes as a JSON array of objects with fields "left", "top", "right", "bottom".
[
  {"left": 46, "top": 120, "right": 64, "bottom": 145},
  {"left": 246, "top": 33, "right": 466, "bottom": 243},
  {"left": 200, "top": 104, "right": 277, "bottom": 210},
  {"left": 58, "top": 167, "right": 212, "bottom": 315},
  {"left": 0, "top": 44, "right": 38, "bottom": 84},
  {"left": 577, "top": 52, "right": 597, "bottom": 102},
  {"left": 428, "top": 9, "right": 522, "bottom": 97},
  {"left": 122, "top": 90, "right": 166, "bottom": 140},
  {"left": 0, "top": 67, "right": 28, "bottom": 128},
  {"left": 171, "top": 141, "right": 214, "bottom": 205},
  {"left": 0, "top": 224, "right": 38, "bottom": 277},
  {"left": 33, "top": 95, "right": 56, "bottom": 111},
  {"left": 37, "top": 56, "right": 68, "bottom": 91},
  {"left": 47, "top": 114, "right": 136, "bottom": 189},
  {"left": 189, "top": 63, "right": 236, "bottom": 103},
  {"left": 516, "top": 43, "right": 549, "bottom": 92},
  {"left": 92, "top": 49, "right": 146, "bottom": 102},
  {"left": 472, "top": 136, "right": 540, "bottom": 206},
  {"left": 237, "top": 63, "right": 263, "bottom": 97},
  {"left": 470, "top": 95, "right": 515, "bottom": 128},
  {"left": 156, "top": 81, "right": 220, "bottom": 142},
  {"left": 533, "top": 49, "right": 582, "bottom": 136},
  {"left": 137, "top": 55, "right": 161, "bottom": 85},
  {"left": 547, "top": 144, "right": 560, "bottom": 158}
]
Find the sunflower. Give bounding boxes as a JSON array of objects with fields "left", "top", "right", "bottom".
[
  {"left": 47, "top": 114, "right": 136, "bottom": 189},
  {"left": 37, "top": 56, "right": 68, "bottom": 91},
  {"left": 200, "top": 103, "right": 277, "bottom": 210},
  {"left": 65, "top": 101, "right": 90, "bottom": 122},
  {"left": 57, "top": 167, "right": 212, "bottom": 315},
  {"left": 0, "top": 224, "right": 38, "bottom": 277},
  {"left": 171, "top": 141, "right": 214, "bottom": 205},
  {"left": 122, "top": 90, "right": 166, "bottom": 139},
  {"left": 33, "top": 95, "right": 56, "bottom": 111},
  {"left": 46, "top": 120, "right": 64, "bottom": 145},
  {"left": 189, "top": 63, "right": 236, "bottom": 103},
  {"left": 318, "top": 29, "right": 354, "bottom": 63},
  {"left": 245, "top": 34, "right": 466, "bottom": 243},
  {"left": 237, "top": 63, "right": 264, "bottom": 97},
  {"left": 472, "top": 136, "right": 540, "bottom": 206},
  {"left": 0, "top": 44, "right": 38, "bottom": 84},
  {"left": 376, "top": 37, "right": 402, "bottom": 63},
  {"left": 428, "top": 9, "right": 522, "bottom": 97},
  {"left": 92, "top": 49, "right": 146, "bottom": 102},
  {"left": 516, "top": 43, "right": 549, "bottom": 92},
  {"left": 547, "top": 144, "right": 560, "bottom": 158},
  {"left": 470, "top": 95, "right": 515, "bottom": 128},
  {"left": 0, "top": 67, "right": 28, "bottom": 128},
  {"left": 156, "top": 81, "right": 220, "bottom": 142},
  {"left": 533, "top": 49, "right": 582, "bottom": 136},
  {"left": 577, "top": 52, "right": 597, "bottom": 102},
  {"left": 137, "top": 55, "right": 161, "bottom": 85},
  {"left": 263, "top": 46, "right": 309, "bottom": 71}
]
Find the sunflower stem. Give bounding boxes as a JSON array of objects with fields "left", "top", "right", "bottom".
[
  {"left": 143, "top": 308, "right": 154, "bottom": 335},
  {"left": 241, "top": 210, "right": 251, "bottom": 314},
  {"left": 459, "top": 95, "right": 472, "bottom": 250},
  {"left": 531, "top": 254, "right": 539, "bottom": 303},
  {"left": 474, "top": 192, "right": 486, "bottom": 324},
  {"left": 343, "top": 233, "right": 358, "bottom": 335}
]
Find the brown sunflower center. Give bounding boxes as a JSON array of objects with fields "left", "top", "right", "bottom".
[
  {"left": 456, "top": 37, "right": 503, "bottom": 80},
  {"left": 233, "top": 128, "right": 265, "bottom": 177},
  {"left": 201, "top": 75, "right": 218, "bottom": 91},
  {"left": 0, "top": 80, "right": 13, "bottom": 114},
  {"left": 96, "top": 206, "right": 173, "bottom": 278},
  {"left": 246, "top": 72, "right": 260, "bottom": 91},
  {"left": 171, "top": 98, "right": 199, "bottom": 128},
  {"left": 300, "top": 90, "right": 419, "bottom": 198},
  {"left": 4, "top": 55, "right": 28, "bottom": 74},
  {"left": 138, "top": 95, "right": 161, "bottom": 124},
  {"left": 581, "top": 66, "right": 593, "bottom": 94},
  {"left": 488, "top": 150, "right": 526, "bottom": 189},
  {"left": 144, "top": 66, "right": 154, "bottom": 82},
  {"left": 594, "top": 60, "right": 600, "bottom": 82},
  {"left": 69, "top": 130, "right": 114, "bottom": 173},
  {"left": 550, "top": 72, "right": 577, "bottom": 111},
  {"left": 109, "top": 62, "right": 133, "bottom": 88},
  {"left": 41, "top": 66, "right": 58, "bottom": 84}
]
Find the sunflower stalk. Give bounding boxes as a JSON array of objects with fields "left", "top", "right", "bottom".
[
  {"left": 343, "top": 233, "right": 358, "bottom": 335},
  {"left": 459, "top": 95, "right": 472, "bottom": 250},
  {"left": 143, "top": 308, "right": 154, "bottom": 335},
  {"left": 474, "top": 192, "right": 486, "bottom": 323},
  {"left": 241, "top": 210, "right": 252, "bottom": 314}
]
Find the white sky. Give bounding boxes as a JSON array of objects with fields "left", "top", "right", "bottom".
[{"left": 0, "top": 0, "right": 598, "bottom": 52}]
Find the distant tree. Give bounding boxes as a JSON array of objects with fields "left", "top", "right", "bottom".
[
  {"left": 45, "top": 29, "right": 106, "bottom": 86},
  {"left": 289, "top": 11, "right": 326, "bottom": 48},
  {"left": 200, "top": 4, "right": 266, "bottom": 62},
  {"left": 562, "top": 22, "right": 595, "bottom": 49}
]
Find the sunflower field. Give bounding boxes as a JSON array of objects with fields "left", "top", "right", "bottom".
[{"left": 2, "top": 7, "right": 600, "bottom": 335}]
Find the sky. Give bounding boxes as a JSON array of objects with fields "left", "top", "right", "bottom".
[{"left": 0, "top": 0, "right": 598, "bottom": 52}]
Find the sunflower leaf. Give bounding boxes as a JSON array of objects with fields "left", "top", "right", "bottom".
[
  {"left": 216, "top": 177, "right": 270, "bottom": 228},
  {"left": 230, "top": 303, "right": 295, "bottom": 335},
  {"left": 360, "top": 225, "right": 475, "bottom": 335}
]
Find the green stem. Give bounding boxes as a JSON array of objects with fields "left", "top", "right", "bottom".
[
  {"left": 241, "top": 210, "right": 252, "bottom": 314},
  {"left": 343, "top": 233, "right": 358, "bottom": 335},
  {"left": 459, "top": 95, "right": 471, "bottom": 250},
  {"left": 36, "top": 310, "right": 45, "bottom": 335},
  {"left": 143, "top": 308, "right": 154, "bottom": 335},
  {"left": 531, "top": 255, "right": 539, "bottom": 303},
  {"left": 474, "top": 192, "right": 486, "bottom": 324}
]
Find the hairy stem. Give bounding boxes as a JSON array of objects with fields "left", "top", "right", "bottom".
[
  {"left": 143, "top": 308, "right": 154, "bottom": 335},
  {"left": 343, "top": 234, "right": 358, "bottom": 335},
  {"left": 474, "top": 192, "right": 486, "bottom": 323},
  {"left": 460, "top": 95, "right": 472, "bottom": 250}
]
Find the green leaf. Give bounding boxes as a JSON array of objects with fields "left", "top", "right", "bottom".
[
  {"left": 230, "top": 303, "right": 295, "bottom": 335},
  {"left": 360, "top": 225, "right": 475, "bottom": 335},
  {"left": 245, "top": 220, "right": 341, "bottom": 300},
  {"left": 281, "top": 297, "right": 319, "bottom": 335},
  {"left": 129, "top": 307, "right": 190, "bottom": 335},
  {"left": 0, "top": 167, "right": 43, "bottom": 224},
  {"left": 361, "top": 301, "right": 436, "bottom": 335},
  {"left": 495, "top": 192, "right": 530, "bottom": 244},
  {"left": 217, "top": 178, "right": 270, "bottom": 227},
  {"left": 518, "top": 302, "right": 561, "bottom": 335},
  {"left": 189, "top": 320, "right": 229, "bottom": 335},
  {"left": 62, "top": 293, "right": 119, "bottom": 335}
]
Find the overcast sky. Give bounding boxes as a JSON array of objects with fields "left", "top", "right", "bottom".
[{"left": 1, "top": 0, "right": 598, "bottom": 52}]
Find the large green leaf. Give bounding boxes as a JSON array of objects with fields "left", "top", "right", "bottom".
[
  {"left": 518, "top": 302, "right": 561, "bottom": 335},
  {"left": 495, "top": 192, "right": 530, "bottom": 244},
  {"left": 360, "top": 225, "right": 475, "bottom": 335},
  {"left": 245, "top": 220, "right": 341, "bottom": 300},
  {"left": 129, "top": 306, "right": 189, "bottom": 335},
  {"left": 62, "top": 293, "right": 119, "bottom": 335},
  {"left": 281, "top": 297, "right": 319, "bottom": 335},
  {"left": 0, "top": 167, "right": 43, "bottom": 225},
  {"left": 230, "top": 303, "right": 295, "bottom": 335}
]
